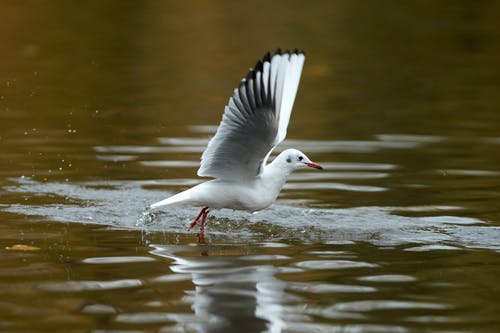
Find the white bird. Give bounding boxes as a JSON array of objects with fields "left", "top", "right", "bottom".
[{"left": 151, "top": 49, "right": 322, "bottom": 232}]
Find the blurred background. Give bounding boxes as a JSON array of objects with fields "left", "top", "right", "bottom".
[
  {"left": 1, "top": 1, "right": 500, "bottom": 332},
  {"left": 2, "top": 1, "right": 500, "bottom": 180}
]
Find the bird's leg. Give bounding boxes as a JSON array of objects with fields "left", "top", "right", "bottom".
[
  {"left": 199, "top": 208, "right": 210, "bottom": 233},
  {"left": 196, "top": 208, "right": 210, "bottom": 244},
  {"left": 188, "top": 207, "right": 209, "bottom": 231}
]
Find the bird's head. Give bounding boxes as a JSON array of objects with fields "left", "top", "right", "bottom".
[{"left": 279, "top": 148, "right": 323, "bottom": 171}]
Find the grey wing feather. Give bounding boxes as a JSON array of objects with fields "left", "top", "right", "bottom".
[{"left": 197, "top": 49, "right": 305, "bottom": 180}]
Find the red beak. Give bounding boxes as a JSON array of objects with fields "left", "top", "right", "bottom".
[{"left": 305, "top": 162, "right": 323, "bottom": 170}]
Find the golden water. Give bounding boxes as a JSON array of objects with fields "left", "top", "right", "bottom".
[{"left": 1, "top": 1, "right": 500, "bottom": 332}]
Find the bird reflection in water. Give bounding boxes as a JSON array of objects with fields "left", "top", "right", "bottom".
[{"left": 150, "top": 244, "right": 292, "bottom": 333}]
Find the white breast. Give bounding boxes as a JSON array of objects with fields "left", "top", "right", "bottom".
[{"left": 184, "top": 179, "right": 279, "bottom": 212}]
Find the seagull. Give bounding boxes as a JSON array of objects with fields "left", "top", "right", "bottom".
[{"left": 150, "top": 49, "right": 322, "bottom": 232}]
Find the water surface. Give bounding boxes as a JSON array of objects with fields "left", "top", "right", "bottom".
[{"left": 1, "top": 1, "right": 500, "bottom": 332}]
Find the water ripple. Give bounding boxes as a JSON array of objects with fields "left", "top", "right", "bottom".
[
  {"left": 438, "top": 169, "right": 500, "bottom": 176},
  {"left": 284, "top": 182, "right": 387, "bottom": 192},
  {"left": 420, "top": 216, "right": 485, "bottom": 225},
  {"left": 38, "top": 279, "right": 143, "bottom": 292},
  {"left": 158, "top": 137, "right": 209, "bottom": 145},
  {"left": 332, "top": 300, "right": 452, "bottom": 312},
  {"left": 152, "top": 273, "right": 193, "bottom": 283},
  {"left": 357, "top": 275, "right": 417, "bottom": 283},
  {"left": 94, "top": 145, "right": 204, "bottom": 154},
  {"left": 288, "top": 282, "right": 377, "bottom": 293},
  {"left": 81, "top": 304, "right": 118, "bottom": 314},
  {"left": 188, "top": 125, "right": 218, "bottom": 133},
  {"left": 375, "top": 134, "right": 446, "bottom": 143},
  {"left": 404, "top": 244, "right": 464, "bottom": 252},
  {"left": 289, "top": 171, "right": 389, "bottom": 181},
  {"left": 82, "top": 256, "right": 156, "bottom": 264},
  {"left": 115, "top": 312, "right": 195, "bottom": 324},
  {"left": 240, "top": 254, "right": 291, "bottom": 261},
  {"left": 279, "top": 139, "right": 419, "bottom": 153},
  {"left": 95, "top": 155, "right": 138, "bottom": 162},
  {"left": 3, "top": 177, "right": 499, "bottom": 251},
  {"left": 139, "top": 160, "right": 200, "bottom": 168},
  {"left": 295, "top": 260, "right": 378, "bottom": 270},
  {"left": 313, "top": 162, "right": 397, "bottom": 170},
  {"left": 285, "top": 323, "right": 409, "bottom": 333}
]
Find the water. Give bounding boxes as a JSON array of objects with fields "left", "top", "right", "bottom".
[{"left": 1, "top": 1, "right": 500, "bottom": 332}]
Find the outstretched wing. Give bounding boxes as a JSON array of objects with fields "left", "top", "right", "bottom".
[{"left": 197, "top": 49, "right": 305, "bottom": 180}]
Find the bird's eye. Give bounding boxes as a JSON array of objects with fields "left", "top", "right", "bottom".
[
  {"left": 298, "top": 156, "right": 303, "bottom": 161},
  {"left": 286, "top": 157, "right": 291, "bottom": 163}
]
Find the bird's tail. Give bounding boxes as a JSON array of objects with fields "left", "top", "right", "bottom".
[{"left": 150, "top": 190, "right": 191, "bottom": 209}]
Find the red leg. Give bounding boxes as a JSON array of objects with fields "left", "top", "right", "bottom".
[
  {"left": 199, "top": 208, "right": 210, "bottom": 233},
  {"left": 188, "top": 207, "right": 209, "bottom": 231}
]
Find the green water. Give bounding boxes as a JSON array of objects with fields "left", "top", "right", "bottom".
[{"left": 1, "top": 1, "right": 500, "bottom": 332}]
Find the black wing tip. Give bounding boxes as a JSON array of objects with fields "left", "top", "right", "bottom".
[
  {"left": 264, "top": 48, "right": 305, "bottom": 61},
  {"left": 263, "top": 51, "right": 271, "bottom": 63},
  {"left": 254, "top": 60, "right": 263, "bottom": 72},
  {"left": 251, "top": 48, "right": 305, "bottom": 75}
]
